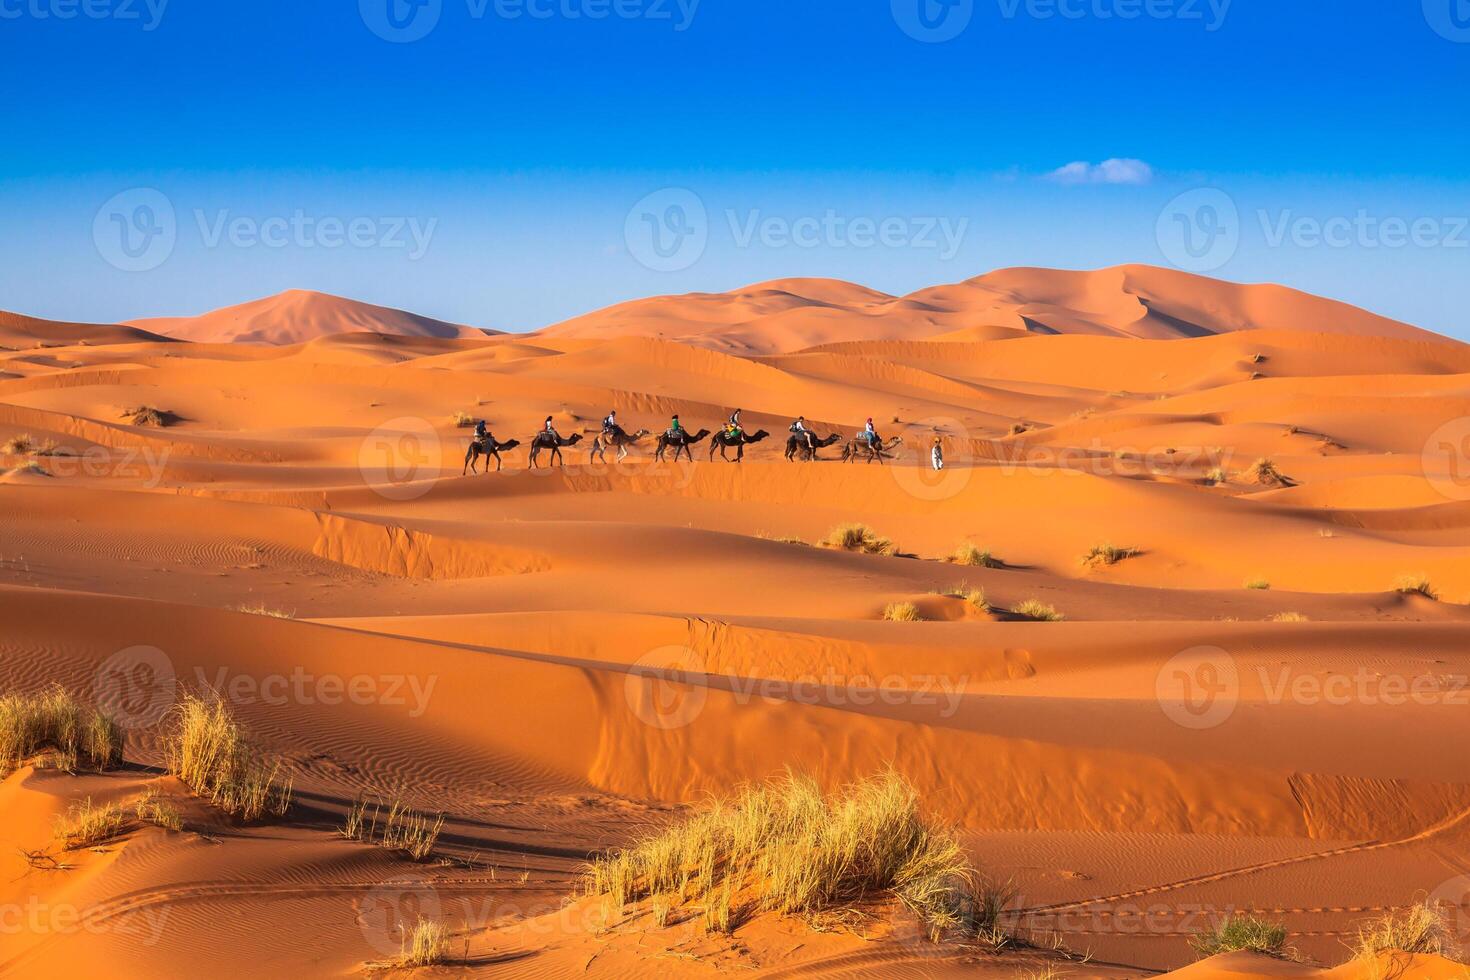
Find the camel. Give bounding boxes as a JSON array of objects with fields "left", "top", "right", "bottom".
[
  {"left": 589, "top": 427, "right": 651, "bottom": 463},
  {"left": 462, "top": 436, "right": 521, "bottom": 474},
  {"left": 840, "top": 435, "right": 902, "bottom": 464},
  {"left": 653, "top": 428, "right": 711, "bottom": 463},
  {"left": 709, "top": 428, "right": 770, "bottom": 462},
  {"left": 528, "top": 430, "right": 583, "bottom": 468},
  {"left": 784, "top": 431, "right": 842, "bottom": 461}
]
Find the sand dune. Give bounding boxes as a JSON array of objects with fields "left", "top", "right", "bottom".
[
  {"left": 3, "top": 266, "right": 1469, "bottom": 977},
  {"left": 127, "top": 288, "right": 492, "bottom": 345},
  {"left": 541, "top": 264, "right": 1442, "bottom": 353}
]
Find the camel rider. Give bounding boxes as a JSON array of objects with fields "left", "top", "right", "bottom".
[
  {"left": 668, "top": 414, "right": 684, "bottom": 439},
  {"left": 791, "top": 416, "right": 815, "bottom": 452},
  {"left": 727, "top": 408, "right": 742, "bottom": 438},
  {"left": 864, "top": 417, "right": 878, "bottom": 447},
  {"left": 602, "top": 410, "right": 619, "bottom": 437},
  {"left": 544, "top": 416, "right": 561, "bottom": 441},
  {"left": 474, "top": 418, "right": 489, "bottom": 444}
]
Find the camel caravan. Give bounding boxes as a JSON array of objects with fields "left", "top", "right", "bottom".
[{"left": 461, "top": 408, "right": 908, "bottom": 474}]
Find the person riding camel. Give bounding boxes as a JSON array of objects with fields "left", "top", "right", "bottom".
[
  {"left": 602, "top": 410, "right": 620, "bottom": 438},
  {"left": 668, "top": 414, "right": 684, "bottom": 439},
  {"left": 726, "top": 408, "right": 743, "bottom": 439},
  {"left": 863, "top": 417, "right": 878, "bottom": 448},
  {"left": 474, "top": 418, "right": 489, "bottom": 445},
  {"left": 543, "top": 416, "right": 561, "bottom": 441},
  {"left": 790, "top": 416, "right": 815, "bottom": 452}
]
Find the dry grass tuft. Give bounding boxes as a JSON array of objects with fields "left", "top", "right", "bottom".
[
  {"left": 1394, "top": 575, "right": 1439, "bottom": 600},
  {"left": 1206, "top": 466, "right": 1227, "bottom": 484},
  {"left": 451, "top": 411, "right": 474, "bottom": 428},
  {"left": 55, "top": 798, "right": 128, "bottom": 849},
  {"left": 232, "top": 602, "right": 295, "bottom": 619},
  {"left": 1244, "top": 457, "right": 1293, "bottom": 487},
  {"left": 163, "top": 695, "right": 292, "bottom": 821},
  {"left": 586, "top": 770, "right": 974, "bottom": 940},
  {"left": 1351, "top": 902, "right": 1455, "bottom": 971},
  {"left": 1013, "top": 599, "right": 1064, "bottom": 622},
  {"left": 819, "top": 523, "right": 897, "bottom": 557},
  {"left": 2, "top": 434, "right": 33, "bottom": 455},
  {"left": 0, "top": 685, "right": 122, "bottom": 775},
  {"left": 121, "top": 405, "right": 174, "bottom": 427},
  {"left": 1244, "top": 578, "right": 1271, "bottom": 591},
  {"left": 1080, "top": 543, "right": 1138, "bottom": 568},
  {"left": 882, "top": 602, "right": 923, "bottom": 622},
  {"left": 937, "top": 584, "right": 990, "bottom": 613},
  {"left": 134, "top": 788, "right": 184, "bottom": 831},
  {"left": 949, "top": 542, "right": 1001, "bottom": 568},
  {"left": 1270, "top": 612, "right": 1310, "bottom": 623},
  {"left": 342, "top": 794, "right": 446, "bottom": 861},
  {"left": 1191, "top": 915, "right": 1289, "bottom": 958},
  {"left": 396, "top": 917, "right": 450, "bottom": 967}
]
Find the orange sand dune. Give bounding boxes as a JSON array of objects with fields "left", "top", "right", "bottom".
[
  {"left": 3, "top": 267, "right": 1470, "bottom": 978},
  {"left": 541, "top": 264, "right": 1443, "bottom": 353},
  {"left": 127, "top": 288, "right": 493, "bottom": 345}
]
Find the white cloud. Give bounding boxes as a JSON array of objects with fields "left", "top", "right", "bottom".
[{"left": 1046, "top": 158, "right": 1155, "bottom": 186}]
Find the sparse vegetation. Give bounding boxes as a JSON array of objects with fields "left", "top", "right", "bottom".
[
  {"left": 937, "top": 584, "right": 990, "bottom": 613},
  {"left": 232, "top": 602, "right": 295, "bottom": 619},
  {"left": 968, "top": 876, "right": 1019, "bottom": 947},
  {"left": 949, "top": 542, "right": 1001, "bottom": 568},
  {"left": 1351, "top": 902, "right": 1455, "bottom": 967},
  {"left": 586, "top": 770, "right": 974, "bottom": 940},
  {"left": 121, "top": 405, "right": 174, "bottom": 427},
  {"left": 882, "top": 601, "right": 923, "bottom": 622},
  {"left": 1244, "top": 578, "right": 1271, "bottom": 591},
  {"left": 1013, "top": 599, "right": 1064, "bottom": 622},
  {"left": 1244, "top": 457, "right": 1293, "bottom": 488},
  {"left": 396, "top": 917, "right": 450, "bottom": 967},
  {"left": 451, "top": 411, "right": 474, "bottom": 428},
  {"left": 134, "top": 788, "right": 184, "bottom": 831},
  {"left": 0, "top": 685, "right": 123, "bottom": 775},
  {"left": 1206, "top": 466, "right": 1227, "bottom": 484},
  {"left": 1394, "top": 575, "right": 1439, "bottom": 600},
  {"left": 2, "top": 434, "right": 33, "bottom": 455},
  {"left": 163, "top": 695, "right": 292, "bottom": 821},
  {"left": 341, "top": 794, "right": 446, "bottom": 860},
  {"left": 55, "top": 798, "right": 128, "bottom": 849},
  {"left": 1080, "top": 543, "right": 1138, "bottom": 568},
  {"left": 1271, "top": 612, "right": 1309, "bottom": 623},
  {"left": 1191, "top": 914, "right": 1289, "bottom": 958},
  {"left": 819, "top": 523, "right": 897, "bottom": 557}
]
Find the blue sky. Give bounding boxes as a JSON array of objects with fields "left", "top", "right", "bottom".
[{"left": 2, "top": 0, "right": 1468, "bottom": 336}]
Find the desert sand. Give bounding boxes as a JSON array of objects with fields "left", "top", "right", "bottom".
[{"left": 3, "top": 264, "right": 1470, "bottom": 978}]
